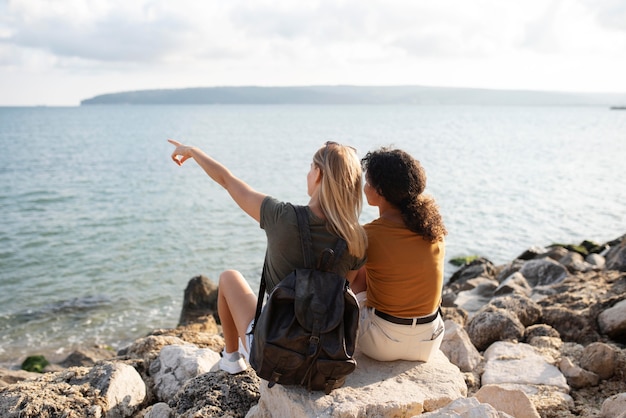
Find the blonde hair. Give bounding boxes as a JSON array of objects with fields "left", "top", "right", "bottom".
[{"left": 313, "top": 143, "right": 368, "bottom": 259}]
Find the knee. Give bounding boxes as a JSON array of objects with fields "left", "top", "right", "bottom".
[{"left": 218, "top": 269, "right": 240, "bottom": 285}]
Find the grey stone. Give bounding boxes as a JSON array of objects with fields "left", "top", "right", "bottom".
[
  {"left": 520, "top": 258, "right": 568, "bottom": 287},
  {"left": 466, "top": 309, "right": 525, "bottom": 352}
]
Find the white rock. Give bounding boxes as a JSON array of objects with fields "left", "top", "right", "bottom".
[
  {"left": 152, "top": 344, "right": 221, "bottom": 401},
  {"left": 419, "top": 397, "right": 512, "bottom": 418},
  {"left": 91, "top": 362, "right": 147, "bottom": 418},
  {"left": 440, "top": 320, "right": 483, "bottom": 372},
  {"left": 598, "top": 299, "right": 626, "bottom": 338},
  {"left": 475, "top": 384, "right": 540, "bottom": 418},
  {"left": 145, "top": 402, "right": 174, "bottom": 418},
  {"left": 482, "top": 342, "right": 569, "bottom": 391},
  {"left": 246, "top": 350, "right": 467, "bottom": 418},
  {"left": 601, "top": 392, "right": 626, "bottom": 418}
]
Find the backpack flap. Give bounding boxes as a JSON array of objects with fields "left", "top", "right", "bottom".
[{"left": 293, "top": 268, "right": 346, "bottom": 334}]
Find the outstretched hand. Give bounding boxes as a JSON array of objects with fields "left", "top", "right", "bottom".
[{"left": 168, "top": 139, "right": 194, "bottom": 166}]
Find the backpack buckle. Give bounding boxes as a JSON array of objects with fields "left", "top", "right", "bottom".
[{"left": 308, "top": 335, "right": 320, "bottom": 356}]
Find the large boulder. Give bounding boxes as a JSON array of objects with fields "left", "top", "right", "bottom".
[
  {"left": 482, "top": 342, "right": 568, "bottom": 391},
  {"left": 246, "top": 350, "right": 467, "bottom": 417},
  {"left": 474, "top": 384, "right": 541, "bottom": 418},
  {"left": 488, "top": 294, "right": 541, "bottom": 327},
  {"left": 0, "top": 362, "right": 146, "bottom": 418},
  {"left": 466, "top": 309, "right": 525, "bottom": 352},
  {"left": 171, "top": 369, "right": 260, "bottom": 418},
  {"left": 541, "top": 307, "right": 599, "bottom": 344},
  {"left": 420, "top": 397, "right": 512, "bottom": 417},
  {"left": 150, "top": 344, "right": 221, "bottom": 401},
  {"left": 520, "top": 258, "right": 568, "bottom": 287},
  {"left": 178, "top": 275, "right": 219, "bottom": 326},
  {"left": 440, "top": 320, "right": 483, "bottom": 372}
]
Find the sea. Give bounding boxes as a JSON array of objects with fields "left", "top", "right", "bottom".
[{"left": 1, "top": 104, "right": 625, "bottom": 367}]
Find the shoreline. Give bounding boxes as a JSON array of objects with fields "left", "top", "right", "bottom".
[{"left": 2, "top": 233, "right": 625, "bottom": 417}]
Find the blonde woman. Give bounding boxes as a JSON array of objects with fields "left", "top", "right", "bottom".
[{"left": 169, "top": 140, "right": 367, "bottom": 373}]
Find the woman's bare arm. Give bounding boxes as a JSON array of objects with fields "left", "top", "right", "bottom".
[{"left": 169, "top": 139, "right": 266, "bottom": 222}]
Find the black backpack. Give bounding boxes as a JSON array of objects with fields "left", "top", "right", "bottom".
[{"left": 249, "top": 205, "right": 359, "bottom": 394}]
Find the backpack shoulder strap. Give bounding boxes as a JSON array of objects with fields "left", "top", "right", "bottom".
[{"left": 294, "top": 205, "right": 315, "bottom": 269}]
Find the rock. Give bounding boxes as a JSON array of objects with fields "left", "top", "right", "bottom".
[
  {"left": 420, "top": 397, "right": 512, "bottom": 417},
  {"left": 527, "top": 336, "right": 562, "bottom": 364},
  {"left": 598, "top": 299, "right": 626, "bottom": 339},
  {"left": 441, "top": 288, "right": 458, "bottom": 308},
  {"left": 605, "top": 238, "right": 626, "bottom": 272},
  {"left": 119, "top": 335, "right": 190, "bottom": 361},
  {"left": 543, "top": 246, "right": 570, "bottom": 261},
  {"left": 454, "top": 282, "right": 498, "bottom": 315},
  {"left": 520, "top": 258, "right": 569, "bottom": 287},
  {"left": 586, "top": 253, "right": 606, "bottom": 269},
  {"left": 246, "top": 350, "right": 467, "bottom": 417},
  {"left": 494, "top": 272, "right": 532, "bottom": 297},
  {"left": 559, "top": 251, "right": 595, "bottom": 273},
  {"left": 0, "top": 362, "right": 146, "bottom": 418},
  {"left": 144, "top": 402, "right": 173, "bottom": 418},
  {"left": 558, "top": 357, "right": 599, "bottom": 389},
  {"left": 150, "top": 344, "right": 221, "bottom": 401},
  {"left": 172, "top": 370, "right": 260, "bottom": 418},
  {"left": 524, "top": 324, "right": 560, "bottom": 341},
  {"left": 541, "top": 306, "right": 599, "bottom": 344},
  {"left": 178, "top": 275, "right": 219, "bottom": 326},
  {"left": 516, "top": 246, "right": 548, "bottom": 261},
  {"left": 482, "top": 341, "right": 569, "bottom": 391},
  {"left": 448, "top": 258, "right": 497, "bottom": 287},
  {"left": 488, "top": 294, "right": 541, "bottom": 327},
  {"left": 60, "top": 346, "right": 116, "bottom": 368},
  {"left": 579, "top": 342, "right": 618, "bottom": 380},
  {"left": 440, "top": 320, "right": 483, "bottom": 372},
  {"left": 441, "top": 306, "right": 468, "bottom": 326},
  {"left": 475, "top": 384, "right": 541, "bottom": 418},
  {"left": 0, "top": 368, "right": 39, "bottom": 388},
  {"left": 466, "top": 309, "right": 525, "bottom": 352},
  {"left": 149, "top": 326, "right": 224, "bottom": 350},
  {"left": 601, "top": 392, "right": 626, "bottom": 418},
  {"left": 458, "top": 276, "right": 499, "bottom": 292}
]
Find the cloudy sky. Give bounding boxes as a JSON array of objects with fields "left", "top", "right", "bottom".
[{"left": 1, "top": 0, "right": 625, "bottom": 106}]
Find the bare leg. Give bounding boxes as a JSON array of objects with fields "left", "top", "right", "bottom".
[{"left": 217, "top": 269, "right": 257, "bottom": 353}]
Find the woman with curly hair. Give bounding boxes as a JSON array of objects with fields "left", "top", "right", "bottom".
[{"left": 352, "top": 147, "right": 447, "bottom": 362}]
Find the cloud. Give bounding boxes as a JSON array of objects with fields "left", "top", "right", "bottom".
[
  {"left": 2, "top": 0, "right": 193, "bottom": 63},
  {"left": 583, "top": 0, "right": 626, "bottom": 31}
]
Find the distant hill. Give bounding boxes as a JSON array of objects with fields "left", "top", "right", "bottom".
[{"left": 80, "top": 85, "right": 626, "bottom": 107}]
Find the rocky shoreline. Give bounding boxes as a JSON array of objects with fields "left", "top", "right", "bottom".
[{"left": 1, "top": 234, "right": 625, "bottom": 417}]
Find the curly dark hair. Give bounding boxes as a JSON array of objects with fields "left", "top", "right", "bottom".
[{"left": 361, "top": 148, "right": 447, "bottom": 242}]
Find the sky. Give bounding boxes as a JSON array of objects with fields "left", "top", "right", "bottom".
[{"left": 1, "top": 0, "right": 626, "bottom": 106}]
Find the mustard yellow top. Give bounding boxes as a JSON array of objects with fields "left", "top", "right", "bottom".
[{"left": 364, "top": 217, "right": 445, "bottom": 318}]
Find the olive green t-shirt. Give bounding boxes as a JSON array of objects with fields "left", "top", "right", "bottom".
[{"left": 260, "top": 196, "right": 365, "bottom": 292}]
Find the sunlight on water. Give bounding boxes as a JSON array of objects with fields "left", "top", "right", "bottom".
[{"left": 0, "top": 105, "right": 624, "bottom": 366}]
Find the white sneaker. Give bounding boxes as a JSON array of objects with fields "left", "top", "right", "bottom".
[{"left": 219, "top": 351, "right": 248, "bottom": 374}]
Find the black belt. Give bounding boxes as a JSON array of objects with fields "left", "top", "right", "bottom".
[{"left": 374, "top": 308, "right": 440, "bottom": 325}]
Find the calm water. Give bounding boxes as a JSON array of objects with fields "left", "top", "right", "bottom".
[{"left": 1, "top": 105, "right": 625, "bottom": 366}]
